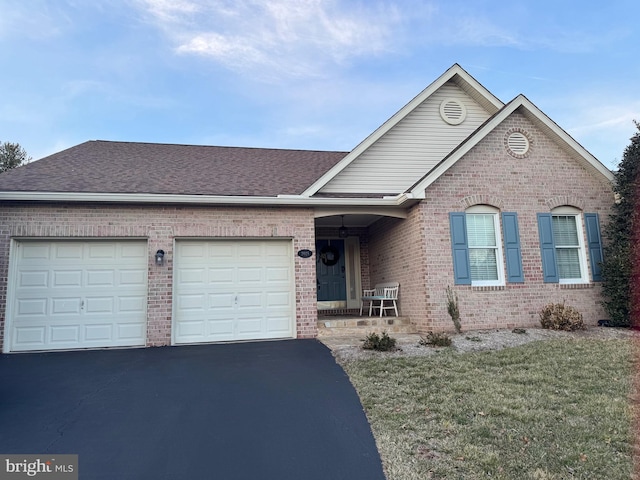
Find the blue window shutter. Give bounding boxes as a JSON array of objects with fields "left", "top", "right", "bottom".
[
  {"left": 585, "top": 213, "right": 603, "bottom": 281},
  {"left": 537, "top": 213, "right": 559, "bottom": 283},
  {"left": 449, "top": 213, "right": 471, "bottom": 285},
  {"left": 502, "top": 212, "right": 524, "bottom": 283}
]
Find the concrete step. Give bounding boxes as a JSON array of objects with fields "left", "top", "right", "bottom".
[{"left": 317, "top": 316, "right": 416, "bottom": 337}]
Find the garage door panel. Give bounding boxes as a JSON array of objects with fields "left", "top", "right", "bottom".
[
  {"left": 85, "top": 297, "right": 114, "bottom": 314},
  {"left": 266, "top": 315, "right": 293, "bottom": 333},
  {"left": 18, "top": 271, "right": 49, "bottom": 288},
  {"left": 52, "top": 297, "right": 82, "bottom": 315},
  {"left": 53, "top": 270, "right": 83, "bottom": 287},
  {"left": 50, "top": 325, "right": 80, "bottom": 343},
  {"left": 236, "top": 292, "right": 263, "bottom": 309},
  {"left": 266, "top": 291, "right": 291, "bottom": 308},
  {"left": 121, "top": 243, "right": 147, "bottom": 259},
  {"left": 119, "top": 296, "right": 146, "bottom": 313},
  {"left": 14, "top": 327, "right": 45, "bottom": 346},
  {"left": 178, "top": 294, "right": 206, "bottom": 311},
  {"left": 237, "top": 267, "right": 263, "bottom": 284},
  {"left": 16, "top": 298, "right": 48, "bottom": 317},
  {"left": 118, "top": 323, "right": 146, "bottom": 340},
  {"left": 209, "top": 267, "right": 235, "bottom": 284},
  {"left": 88, "top": 244, "right": 116, "bottom": 259},
  {"left": 266, "top": 266, "right": 290, "bottom": 283},
  {"left": 55, "top": 244, "right": 84, "bottom": 260},
  {"left": 178, "top": 268, "right": 206, "bottom": 286},
  {"left": 84, "top": 324, "right": 113, "bottom": 341},
  {"left": 21, "top": 244, "right": 51, "bottom": 261},
  {"left": 236, "top": 317, "right": 262, "bottom": 335},
  {"left": 174, "top": 240, "right": 294, "bottom": 344},
  {"left": 119, "top": 269, "right": 146, "bottom": 286},
  {"left": 208, "top": 243, "right": 234, "bottom": 260},
  {"left": 209, "top": 292, "right": 235, "bottom": 309},
  {"left": 8, "top": 240, "right": 148, "bottom": 352}
]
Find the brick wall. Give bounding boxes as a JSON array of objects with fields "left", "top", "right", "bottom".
[
  {"left": 417, "top": 112, "right": 614, "bottom": 332},
  {"left": 368, "top": 205, "right": 429, "bottom": 321},
  {"left": 0, "top": 204, "right": 318, "bottom": 349}
]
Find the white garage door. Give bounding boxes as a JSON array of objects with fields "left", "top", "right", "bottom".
[
  {"left": 7, "top": 240, "right": 148, "bottom": 352},
  {"left": 173, "top": 240, "right": 295, "bottom": 344}
]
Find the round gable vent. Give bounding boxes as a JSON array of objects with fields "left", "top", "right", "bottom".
[
  {"left": 505, "top": 130, "right": 531, "bottom": 158},
  {"left": 440, "top": 98, "right": 467, "bottom": 125}
]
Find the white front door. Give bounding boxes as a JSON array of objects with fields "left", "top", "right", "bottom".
[
  {"left": 7, "top": 240, "right": 148, "bottom": 352},
  {"left": 173, "top": 240, "right": 295, "bottom": 344}
]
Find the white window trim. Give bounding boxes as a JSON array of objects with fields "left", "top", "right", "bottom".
[
  {"left": 551, "top": 207, "right": 589, "bottom": 284},
  {"left": 466, "top": 205, "right": 505, "bottom": 287}
]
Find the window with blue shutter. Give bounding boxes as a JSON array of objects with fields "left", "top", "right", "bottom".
[
  {"left": 537, "top": 213, "right": 559, "bottom": 283},
  {"left": 584, "top": 213, "right": 603, "bottom": 281},
  {"left": 449, "top": 213, "right": 471, "bottom": 285},
  {"left": 502, "top": 212, "right": 524, "bottom": 283}
]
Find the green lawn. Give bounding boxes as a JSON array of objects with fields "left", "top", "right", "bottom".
[{"left": 341, "top": 338, "right": 634, "bottom": 480}]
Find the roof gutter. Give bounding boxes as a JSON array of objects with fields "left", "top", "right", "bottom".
[{"left": 0, "top": 191, "right": 420, "bottom": 207}]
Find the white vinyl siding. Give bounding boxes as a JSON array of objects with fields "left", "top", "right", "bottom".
[
  {"left": 319, "top": 82, "right": 492, "bottom": 194},
  {"left": 7, "top": 240, "right": 148, "bottom": 352},
  {"left": 173, "top": 240, "right": 295, "bottom": 344}
]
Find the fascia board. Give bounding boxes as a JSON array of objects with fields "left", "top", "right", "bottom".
[
  {"left": 300, "top": 64, "right": 505, "bottom": 197},
  {"left": 410, "top": 95, "right": 614, "bottom": 197},
  {"left": 0, "top": 191, "right": 418, "bottom": 208}
]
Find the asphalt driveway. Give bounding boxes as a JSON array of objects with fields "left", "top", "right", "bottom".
[{"left": 0, "top": 339, "right": 385, "bottom": 480}]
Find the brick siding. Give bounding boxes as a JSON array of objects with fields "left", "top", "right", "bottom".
[
  {"left": 421, "top": 112, "right": 613, "bottom": 332},
  {"left": 0, "top": 204, "right": 318, "bottom": 350}
]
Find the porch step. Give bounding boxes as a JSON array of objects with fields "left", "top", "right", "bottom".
[{"left": 317, "top": 316, "right": 416, "bottom": 337}]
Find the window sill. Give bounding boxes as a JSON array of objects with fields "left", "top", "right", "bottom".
[
  {"left": 471, "top": 285, "right": 506, "bottom": 292},
  {"left": 558, "top": 283, "right": 593, "bottom": 290}
]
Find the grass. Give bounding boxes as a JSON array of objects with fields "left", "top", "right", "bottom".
[{"left": 341, "top": 338, "right": 634, "bottom": 480}]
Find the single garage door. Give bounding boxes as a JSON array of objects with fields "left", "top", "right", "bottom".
[
  {"left": 7, "top": 240, "right": 148, "bottom": 352},
  {"left": 173, "top": 240, "right": 295, "bottom": 344}
]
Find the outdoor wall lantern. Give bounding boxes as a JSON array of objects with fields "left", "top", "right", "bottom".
[
  {"left": 338, "top": 215, "right": 349, "bottom": 239},
  {"left": 155, "top": 249, "right": 165, "bottom": 266}
]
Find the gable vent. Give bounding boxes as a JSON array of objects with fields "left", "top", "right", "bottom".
[
  {"left": 506, "top": 132, "right": 530, "bottom": 157},
  {"left": 440, "top": 98, "right": 467, "bottom": 125}
]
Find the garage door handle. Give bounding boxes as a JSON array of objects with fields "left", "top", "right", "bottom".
[{"left": 81, "top": 300, "right": 85, "bottom": 310}]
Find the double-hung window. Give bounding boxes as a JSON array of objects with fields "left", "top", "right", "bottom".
[
  {"left": 449, "top": 206, "right": 522, "bottom": 286},
  {"left": 552, "top": 214, "right": 584, "bottom": 282},
  {"left": 466, "top": 212, "right": 502, "bottom": 284},
  {"left": 537, "top": 207, "right": 602, "bottom": 284}
]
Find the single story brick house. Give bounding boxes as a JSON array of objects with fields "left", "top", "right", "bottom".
[{"left": 0, "top": 64, "right": 614, "bottom": 353}]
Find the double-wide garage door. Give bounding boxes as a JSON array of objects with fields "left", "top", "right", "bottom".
[
  {"left": 7, "top": 240, "right": 148, "bottom": 352},
  {"left": 173, "top": 240, "right": 295, "bottom": 344}
]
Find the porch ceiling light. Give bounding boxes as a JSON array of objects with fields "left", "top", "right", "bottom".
[{"left": 338, "top": 215, "right": 348, "bottom": 239}]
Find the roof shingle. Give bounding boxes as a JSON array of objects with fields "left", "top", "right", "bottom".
[{"left": 0, "top": 141, "right": 348, "bottom": 196}]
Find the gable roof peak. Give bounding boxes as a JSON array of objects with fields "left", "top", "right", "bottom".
[{"left": 301, "top": 64, "right": 505, "bottom": 196}]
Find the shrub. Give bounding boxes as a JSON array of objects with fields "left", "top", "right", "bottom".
[
  {"left": 446, "top": 286, "right": 462, "bottom": 333},
  {"left": 419, "top": 331, "right": 452, "bottom": 347},
  {"left": 362, "top": 332, "right": 397, "bottom": 351},
  {"left": 539, "top": 302, "right": 585, "bottom": 331}
]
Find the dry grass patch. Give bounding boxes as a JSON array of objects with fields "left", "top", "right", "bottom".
[{"left": 341, "top": 338, "right": 634, "bottom": 480}]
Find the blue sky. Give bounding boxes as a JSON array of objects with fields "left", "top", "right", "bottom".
[{"left": 1, "top": 0, "right": 638, "bottom": 170}]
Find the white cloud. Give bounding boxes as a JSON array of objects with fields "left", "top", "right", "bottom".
[{"left": 135, "top": 0, "right": 401, "bottom": 80}]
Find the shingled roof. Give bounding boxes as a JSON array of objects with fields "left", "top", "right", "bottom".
[{"left": 0, "top": 141, "right": 348, "bottom": 197}]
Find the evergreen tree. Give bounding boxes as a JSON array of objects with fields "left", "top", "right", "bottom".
[{"left": 601, "top": 122, "right": 640, "bottom": 326}]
